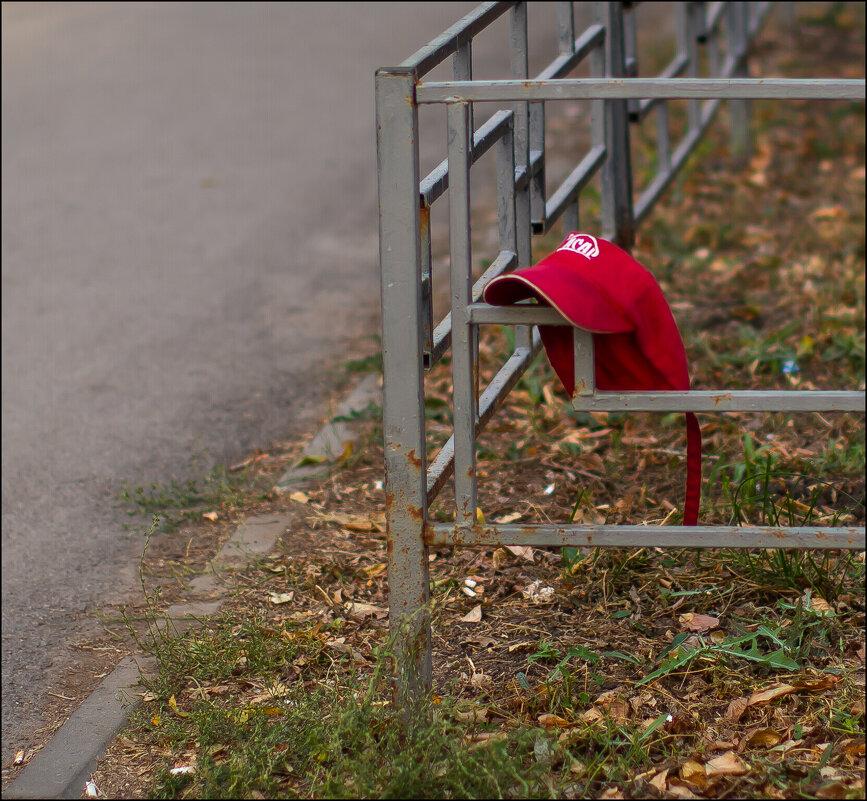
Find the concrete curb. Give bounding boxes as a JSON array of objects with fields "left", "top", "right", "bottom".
[
  {"left": 3, "top": 656, "right": 156, "bottom": 800},
  {"left": 3, "top": 372, "right": 382, "bottom": 800}
]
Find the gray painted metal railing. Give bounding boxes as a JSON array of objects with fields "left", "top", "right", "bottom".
[{"left": 375, "top": 1, "right": 866, "bottom": 705}]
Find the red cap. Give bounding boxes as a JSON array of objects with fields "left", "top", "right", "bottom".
[{"left": 483, "top": 232, "right": 701, "bottom": 525}]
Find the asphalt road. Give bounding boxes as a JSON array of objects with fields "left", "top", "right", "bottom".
[{"left": 1, "top": 0, "right": 571, "bottom": 766}]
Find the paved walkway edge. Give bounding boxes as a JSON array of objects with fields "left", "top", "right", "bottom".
[{"left": 4, "top": 372, "right": 382, "bottom": 799}]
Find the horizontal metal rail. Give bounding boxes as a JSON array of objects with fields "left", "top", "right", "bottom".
[
  {"left": 633, "top": 53, "right": 689, "bottom": 120},
  {"left": 429, "top": 523, "right": 866, "bottom": 550},
  {"left": 572, "top": 391, "right": 866, "bottom": 413},
  {"left": 465, "top": 304, "right": 864, "bottom": 412},
  {"left": 400, "top": 1, "right": 514, "bottom": 77},
  {"left": 417, "top": 77, "right": 866, "bottom": 103}
]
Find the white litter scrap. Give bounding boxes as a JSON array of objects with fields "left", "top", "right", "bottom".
[
  {"left": 521, "top": 580, "right": 555, "bottom": 603},
  {"left": 84, "top": 780, "right": 101, "bottom": 798}
]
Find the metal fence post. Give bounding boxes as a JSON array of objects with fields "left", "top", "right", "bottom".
[
  {"left": 727, "top": 1, "right": 752, "bottom": 165},
  {"left": 375, "top": 67, "right": 431, "bottom": 709},
  {"left": 596, "top": 1, "right": 635, "bottom": 249}
]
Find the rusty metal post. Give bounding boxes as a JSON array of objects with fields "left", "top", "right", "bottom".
[{"left": 375, "top": 67, "right": 431, "bottom": 709}]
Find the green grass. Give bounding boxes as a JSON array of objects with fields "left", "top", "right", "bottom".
[{"left": 120, "top": 449, "right": 272, "bottom": 533}]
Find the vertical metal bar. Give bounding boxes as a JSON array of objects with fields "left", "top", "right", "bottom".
[
  {"left": 726, "top": 1, "right": 751, "bottom": 165},
  {"left": 510, "top": 2, "right": 533, "bottom": 352},
  {"left": 685, "top": 2, "right": 702, "bottom": 133},
  {"left": 453, "top": 38, "right": 478, "bottom": 397},
  {"left": 572, "top": 328, "right": 595, "bottom": 397},
  {"left": 420, "top": 205, "right": 434, "bottom": 369},
  {"left": 496, "top": 113, "right": 518, "bottom": 256},
  {"left": 453, "top": 38, "right": 474, "bottom": 145},
  {"left": 375, "top": 68, "right": 431, "bottom": 707},
  {"left": 556, "top": 0, "right": 579, "bottom": 238},
  {"left": 563, "top": 197, "right": 579, "bottom": 235},
  {"left": 596, "top": 1, "right": 634, "bottom": 249},
  {"left": 623, "top": 4, "right": 640, "bottom": 121},
  {"left": 528, "top": 1, "right": 546, "bottom": 233},
  {"left": 590, "top": 4, "right": 606, "bottom": 234},
  {"left": 447, "top": 101, "right": 477, "bottom": 527},
  {"left": 656, "top": 100, "right": 672, "bottom": 175},
  {"left": 557, "top": 1, "right": 575, "bottom": 54},
  {"left": 706, "top": 3, "right": 721, "bottom": 76},
  {"left": 529, "top": 102, "right": 546, "bottom": 233}
]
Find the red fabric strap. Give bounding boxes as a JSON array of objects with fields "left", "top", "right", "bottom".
[{"left": 684, "top": 412, "right": 702, "bottom": 526}]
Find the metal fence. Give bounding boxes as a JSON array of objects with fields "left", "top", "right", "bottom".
[{"left": 375, "top": 1, "right": 866, "bottom": 704}]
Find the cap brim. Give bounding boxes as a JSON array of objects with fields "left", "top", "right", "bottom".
[{"left": 483, "top": 259, "right": 633, "bottom": 333}]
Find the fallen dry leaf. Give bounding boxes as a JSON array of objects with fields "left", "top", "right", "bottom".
[
  {"left": 649, "top": 768, "right": 669, "bottom": 793},
  {"left": 168, "top": 694, "right": 190, "bottom": 718},
  {"left": 454, "top": 707, "right": 488, "bottom": 723},
  {"left": 288, "top": 491, "right": 309, "bottom": 504},
  {"left": 815, "top": 781, "right": 854, "bottom": 799},
  {"left": 666, "top": 782, "right": 699, "bottom": 799},
  {"left": 459, "top": 605, "right": 482, "bottom": 623},
  {"left": 538, "top": 713, "right": 572, "bottom": 729},
  {"left": 791, "top": 675, "right": 841, "bottom": 692},
  {"left": 807, "top": 595, "right": 834, "bottom": 616},
  {"left": 505, "top": 544, "right": 535, "bottom": 562},
  {"left": 678, "top": 612, "right": 720, "bottom": 632},
  {"left": 268, "top": 592, "right": 294, "bottom": 605},
  {"left": 201, "top": 511, "right": 219, "bottom": 522},
  {"left": 325, "top": 639, "right": 367, "bottom": 662},
  {"left": 344, "top": 602, "right": 388, "bottom": 619},
  {"left": 316, "top": 513, "right": 384, "bottom": 532},
  {"left": 811, "top": 205, "right": 847, "bottom": 220},
  {"left": 705, "top": 751, "right": 748, "bottom": 777},
  {"left": 724, "top": 696, "right": 750, "bottom": 722},
  {"left": 495, "top": 511, "right": 522, "bottom": 524},
  {"left": 748, "top": 683, "right": 796, "bottom": 706},
  {"left": 745, "top": 727, "right": 783, "bottom": 748},
  {"left": 840, "top": 739, "right": 866, "bottom": 757},
  {"left": 465, "top": 731, "right": 509, "bottom": 750},
  {"left": 679, "top": 759, "right": 707, "bottom": 787}
]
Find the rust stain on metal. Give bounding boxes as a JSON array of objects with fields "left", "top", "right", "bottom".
[
  {"left": 713, "top": 392, "right": 732, "bottom": 406},
  {"left": 385, "top": 491, "right": 396, "bottom": 513},
  {"left": 408, "top": 504, "right": 424, "bottom": 522},
  {"left": 407, "top": 449, "right": 423, "bottom": 470}
]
